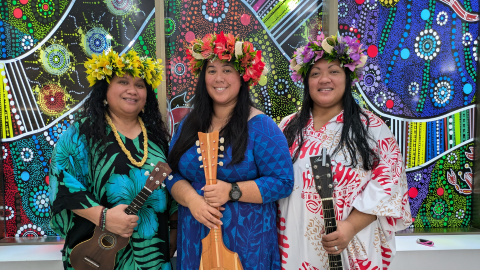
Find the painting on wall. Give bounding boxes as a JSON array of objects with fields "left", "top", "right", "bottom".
[
  {"left": 164, "top": 0, "right": 478, "bottom": 229},
  {"left": 1, "top": 0, "right": 159, "bottom": 237},
  {"left": 0, "top": 0, "right": 479, "bottom": 239}
]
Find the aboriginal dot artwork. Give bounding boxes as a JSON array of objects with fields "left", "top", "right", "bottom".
[
  {"left": 0, "top": 0, "right": 478, "bottom": 238},
  {"left": 1, "top": 0, "right": 160, "bottom": 237},
  {"left": 165, "top": 0, "right": 478, "bottom": 229}
]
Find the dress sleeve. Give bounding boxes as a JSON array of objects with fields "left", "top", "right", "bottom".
[
  {"left": 49, "top": 122, "right": 101, "bottom": 238},
  {"left": 165, "top": 118, "right": 187, "bottom": 194},
  {"left": 251, "top": 115, "right": 294, "bottom": 203},
  {"left": 351, "top": 121, "right": 412, "bottom": 240}
]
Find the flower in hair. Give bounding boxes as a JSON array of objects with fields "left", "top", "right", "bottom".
[
  {"left": 186, "top": 31, "right": 268, "bottom": 86},
  {"left": 290, "top": 32, "right": 368, "bottom": 84},
  {"left": 84, "top": 50, "right": 164, "bottom": 89}
]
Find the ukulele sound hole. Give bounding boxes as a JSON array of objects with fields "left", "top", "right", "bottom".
[{"left": 99, "top": 233, "right": 116, "bottom": 249}]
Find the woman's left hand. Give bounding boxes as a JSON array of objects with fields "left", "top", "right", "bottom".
[
  {"left": 202, "top": 180, "right": 231, "bottom": 208},
  {"left": 169, "top": 228, "right": 177, "bottom": 258},
  {"left": 321, "top": 220, "right": 356, "bottom": 255}
]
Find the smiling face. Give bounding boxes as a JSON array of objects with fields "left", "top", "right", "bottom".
[
  {"left": 204, "top": 59, "right": 242, "bottom": 108},
  {"left": 106, "top": 74, "right": 147, "bottom": 119},
  {"left": 308, "top": 59, "right": 347, "bottom": 112}
]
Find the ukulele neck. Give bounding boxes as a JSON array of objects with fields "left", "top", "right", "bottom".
[
  {"left": 322, "top": 198, "right": 343, "bottom": 269},
  {"left": 125, "top": 187, "right": 152, "bottom": 215}
]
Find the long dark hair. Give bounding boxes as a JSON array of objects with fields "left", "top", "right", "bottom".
[
  {"left": 81, "top": 78, "right": 170, "bottom": 155},
  {"left": 167, "top": 63, "right": 252, "bottom": 172},
  {"left": 283, "top": 67, "right": 379, "bottom": 170}
]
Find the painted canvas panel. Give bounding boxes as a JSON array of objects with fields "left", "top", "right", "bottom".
[
  {"left": 1, "top": 0, "right": 158, "bottom": 237},
  {"left": 165, "top": 0, "right": 478, "bottom": 228}
]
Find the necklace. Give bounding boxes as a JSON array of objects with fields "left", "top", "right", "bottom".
[{"left": 105, "top": 113, "right": 148, "bottom": 167}]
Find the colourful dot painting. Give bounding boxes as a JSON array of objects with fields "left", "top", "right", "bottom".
[{"left": 0, "top": 0, "right": 479, "bottom": 238}]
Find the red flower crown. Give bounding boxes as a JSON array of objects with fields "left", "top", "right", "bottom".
[{"left": 186, "top": 31, "right": 267, "bottom": 86}]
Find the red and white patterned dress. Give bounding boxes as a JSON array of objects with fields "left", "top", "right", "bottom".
[{"left": 277, "top": 110, "right": 412, "bottom": 270}]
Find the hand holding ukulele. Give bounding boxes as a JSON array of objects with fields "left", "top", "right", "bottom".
[{"left": 105, "top": 204, "right": 139, "bottom": 238}]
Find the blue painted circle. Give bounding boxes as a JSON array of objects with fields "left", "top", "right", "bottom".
[
  {"left": 463, "top": 84, "right": 473, "bottom": 95},
  {"left": 421, "top": 9, "right": 430, "bottom": 20},
  {"left": 401, "top": 49, "right": 410, "bottom": 59},
  {"left": 21, "top": 171, "right": 30, "bottom": 181}
]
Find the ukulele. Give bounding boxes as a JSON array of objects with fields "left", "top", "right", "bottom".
[
  {"left": 310, "top": 148, "right": 343, "bottom": 270},
  {"left": 197, "top": 131, "right": 244, "bottom": 270},
  {"left": 70, "top": 161, "right": 172, "bottom": 270}
]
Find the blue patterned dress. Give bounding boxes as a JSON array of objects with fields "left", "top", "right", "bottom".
[{"left": 166, "top": 114, "right": 294, "bottom": 270}]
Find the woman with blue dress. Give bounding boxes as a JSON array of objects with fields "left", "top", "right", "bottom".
[{"left": 166, "top": 32, "right": 294, "bottom": 270}]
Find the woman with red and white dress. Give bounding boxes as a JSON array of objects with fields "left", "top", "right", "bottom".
[{"left": 277, "top": 33, "right": 412, "bottom": 270}]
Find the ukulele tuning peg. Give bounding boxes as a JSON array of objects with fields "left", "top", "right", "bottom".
[
  {"left": 150, "top": 163, "right": 155, "bottom": 167},
  {"left": 168, "top": 175, "right": 173, "bottom": 180},
  {"left": 218, "top": 161, "right": 224, "bottom": 166},
  {"left": 218, "top": 154, "right": 224, "bottom": 158},
  {"left": 144, "top": 171, "right": 150, "bottom": 176},
  {"left": 197, "top": 148, "right": 201, "bottom": 154},
  {"left": 198, "top": 156, "right": 202, "bottom": 161},
  {"left": 200, "top": 165, "right": 204, "bottom": 169},
  {"left": 220, "top": 137, "right": 224, "bottom": 143},
  {"left": 163, "top": 173, "right": 167, "bottom": 177},
  {"left": 219, "top": 146, "right": 224, "bottom": 151},
  {"left": 196, "top": 140, "right": 200, "bottom": 146},
  {"left": 161, "top": 183, "right": 166, "bottom": 188}
]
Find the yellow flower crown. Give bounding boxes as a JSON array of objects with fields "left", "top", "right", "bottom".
[{"left": 84, "top": 50, "right": 164, "bottom": 89}]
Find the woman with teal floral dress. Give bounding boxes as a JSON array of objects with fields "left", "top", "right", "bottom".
[{"left": 49, "top": 50, "right": 177, "bottom": 270}]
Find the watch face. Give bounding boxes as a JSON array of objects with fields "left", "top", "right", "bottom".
[{"left": 231, "top": 190, "right": 241, "bottom": 200}]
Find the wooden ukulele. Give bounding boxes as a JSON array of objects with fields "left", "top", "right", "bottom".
[
  {"left": 197, "top": 131, "right": 244, "bottom": 270},
  {"left": 70, "top": 161, "right": 172, "bottom": 270},
  {"left": 310, "top": 148, "right": 343, "bottom": 270}
]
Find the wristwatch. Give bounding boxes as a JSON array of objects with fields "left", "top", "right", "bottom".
[{"left": 229, "top": 182, "right": 242, "bottom": 202}]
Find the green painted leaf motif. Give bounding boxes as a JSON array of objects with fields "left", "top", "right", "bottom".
[
  {"left": 145, "top": 141, "right": 167, "bottom": 166},
  {"left": 115, "top": 233, "right": 167, "bottom": 270},
  {"left": 49, "top": 209, "right": 75, "bottom": 238},
  {"left": 88, "top": 140, "right": 117, "bottom": 198}
]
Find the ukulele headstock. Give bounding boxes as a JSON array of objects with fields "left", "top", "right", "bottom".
[
  {"left": 144, "top": 161, "right": 172, "bottom": 191},
  {"left": 197, "top": 131, "right": 225, "bottom": 185},
  {"left": 309, "top": 148, "right": 335, "bottom": 200}
]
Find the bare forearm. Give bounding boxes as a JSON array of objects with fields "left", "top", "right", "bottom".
[
  {"left": 345, "top": 208, "right": 377, "bottom": 234},
  {"left": 72, "top": 206, "right": 104, "bottom": 226},
  {"left": 237, "top": 181, "right": 263, "bottom": 204},
  {"left": 169, "top": 211, "right": 178, "bottom": 221},
  {"left": 171, "top": 180, "right": 201, "bottom": 207}
]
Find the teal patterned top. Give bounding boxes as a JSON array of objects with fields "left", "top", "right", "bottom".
[{"left": 49, "top": 118, "right": 177, "bottom": 270}]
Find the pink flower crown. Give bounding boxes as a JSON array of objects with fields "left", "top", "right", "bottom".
[
  {"left": 290, "top": 32, "right": 368, "bottom": 84},
  {"left": 186, "top": 31, "right": 267, "bottom": 86}
]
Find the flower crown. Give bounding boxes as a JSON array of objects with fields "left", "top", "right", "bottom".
[
  {"left": 186, "top": 31, "right": 267, "bottom": 86},
  {"left": 84, "top": 50, "right": 164, "bottom": 89},
  {"left": 290, "top": 33, "right": 368, "bottom": 84}
]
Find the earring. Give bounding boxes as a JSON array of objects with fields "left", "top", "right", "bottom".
[
  {"left": 103, "top": 99, "right": 108, "bottom": 106},
  {"left": 142, "top": 108, "right": 145, "bottom": 113}
]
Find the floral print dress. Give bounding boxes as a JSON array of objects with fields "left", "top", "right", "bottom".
[
  {"left": 277, "top": 110, "right": 412, "bottom": 270},
  {"left": 49, "top": 118, "right": 177, "bottom": 270}
]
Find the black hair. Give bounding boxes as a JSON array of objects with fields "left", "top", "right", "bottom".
[
  {"left": 81, "top": 78, "right": 170, "bottom": 155},
  {"left": 167, "top": 63, "right": 252, "bottom": 172},
  {"left": 283, "top": 67, "right": 379, "bottom": 170}
]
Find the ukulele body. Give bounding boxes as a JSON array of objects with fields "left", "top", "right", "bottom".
[
  {"left": 199, "top": 228, "right": 243, "bottom": 270},
  {"left": 70, "top": 226, "right": 129, "bottom": 270}
]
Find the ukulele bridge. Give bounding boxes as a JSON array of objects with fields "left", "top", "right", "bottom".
[
  {"left": 98, "top": 233, "right": 117, "bottom": 250},
  {"left": 84, "top": 256, "right": 100, "bottom": 268}
]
